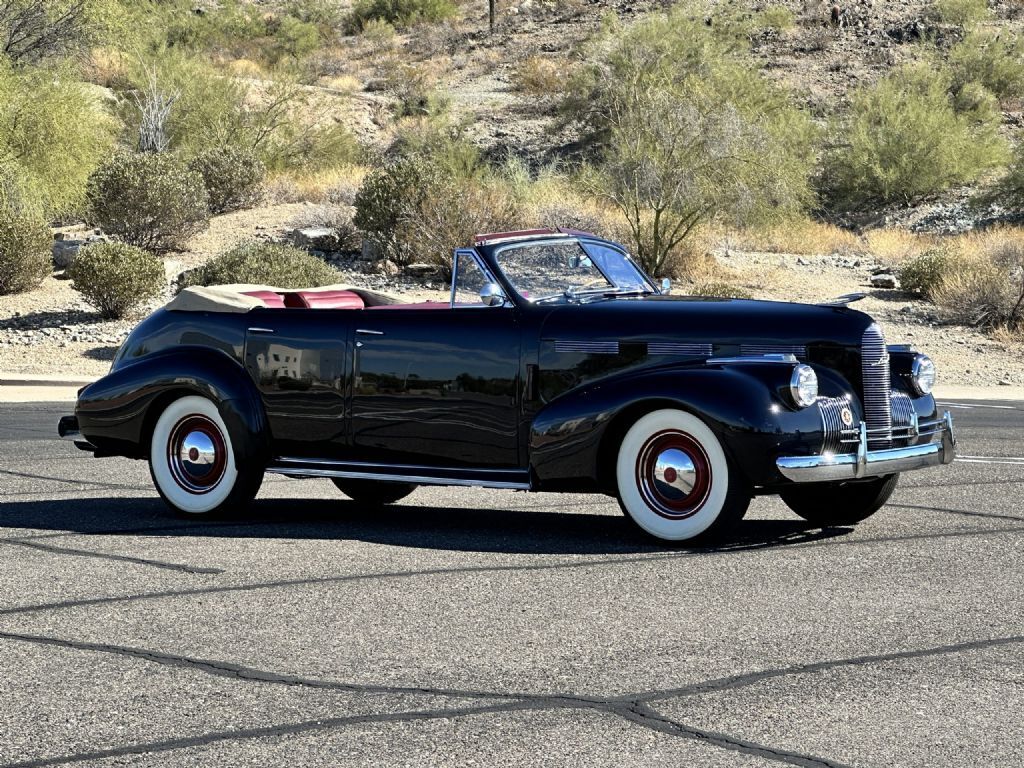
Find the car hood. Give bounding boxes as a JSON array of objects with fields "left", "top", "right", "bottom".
[{"left": 538, "top": 295, "right": 877, "bottom": 351}]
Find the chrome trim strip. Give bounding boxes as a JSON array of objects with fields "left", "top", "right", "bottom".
[
  {"left": 648, "top": 342, "right": 713, "bottom": 356},
  {"left": 267, "top": 466, "right": 531, "bottom": 490},
  {"left": 554, "top": 340, "right": 620, "bottom": 355},
  {"left": 274, "top": 457, "right": 525, "bottom": 475},
  {"left": 707, "top": 354, "right": 798, "bottom": 365},
  {"left": 247, "top": 327, "right": 275, "bottom": 334},
  {"left": 740, "top": 343, "right": 807, "bottom": 357},
  {"left": 777, "top": 411, "right": 956, "bottom": 482},
  {"left": 355, "top": 329, "right": 384, "bottom": 336}
]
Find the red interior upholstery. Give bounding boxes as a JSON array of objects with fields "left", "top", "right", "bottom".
[
  {"left": 241, "top": 290, "right": 286, "bottom": 308},
  {"left": 285, "top": 290, "right": 365, "bottom": 310}
]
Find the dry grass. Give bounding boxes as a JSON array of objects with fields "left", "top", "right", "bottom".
[
  {"left": 264, "top": 167, "right": 369, "bottom": 205},
  {"left": 863, "top": 228, "right": 938, "bottom": 265},
  {"left": 320, "top": 74, "right": 364, "bottom": 94},
  {"left": 221, "top": 58, "right": 269, "bottom": 79},
  {"left": 726, "top": 219, "right": 860, "bottom": 255},
  {"left": 513, "top": 55, "right": 566, "bottom": 97},
  {"left": 82, "top": 47, "right": 130, "bottom": 89}
]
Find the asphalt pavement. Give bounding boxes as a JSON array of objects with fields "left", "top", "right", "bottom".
[{"left": 0, "top": 401, "right": 1022, "bottom": 767}]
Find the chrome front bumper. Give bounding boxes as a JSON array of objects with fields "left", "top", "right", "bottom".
[{"left": 776, "top": 411, "right": 956, "bottom": 483}]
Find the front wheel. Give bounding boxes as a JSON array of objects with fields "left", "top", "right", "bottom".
[
  {"left": 332, "top": 479, "right": 416, "bottom": 506},
  {"left": 779, "top": 474, "right": 898, "bottom": 527},
  {"left": 616, "top": 409, "right": 750, "bottom": 543},
  {"left": 149, "top": 395, "right": 263, "bottom": 516}
]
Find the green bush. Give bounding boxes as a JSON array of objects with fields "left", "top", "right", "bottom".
[
  {"left": 932, "top": 0, "right": 989, "bottom": 27},
  {"left": 273, "top": 15, "right": 320, "bottom": 61},
  {"left": 349, "top": 0, "right": 456, "bottom": 29},
  {"left": 86, "top": 152, "right": 211, "bottom": 253},
  {"left": 897, "top": 247, "right": 955, "bottom": 299},
  {"left": 563, "top": 7, "right": 816, "bottom": 276},
  {"left": 825, "top": 65, "right": 1008, "bottom": 208},
  {"left": 181, "top": 242, "right": 340, "bottom": 289},
  {"left": 0, "top": 206, "right": 51, "bottom": 295},
  {"left": 949, "top": 30, "right": 1024, "bottom": 100},
  {"left": 69, "top": 242, "right": 165, "bottom": 318},
  {"left": 189, "top": 146, "right": 266, "bottom": 214},
  {"left": 0, "top": 62, "right": 116, "bottom": 218}
]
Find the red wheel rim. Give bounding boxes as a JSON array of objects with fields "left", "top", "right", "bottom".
[
  {"left": 167, "top": 415, "right": 227, "bottom": 494},
  {"left": 635, "top": 430, "right": 712, "bottom": 519}
]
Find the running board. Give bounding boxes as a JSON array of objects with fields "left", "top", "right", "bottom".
[{"left": 266, "top": 457, "right": 532, "bottom": 490}]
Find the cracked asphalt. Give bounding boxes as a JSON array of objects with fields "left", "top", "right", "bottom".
[{"left": 1, "top": 401, "right": 1022, "bottom": 767}]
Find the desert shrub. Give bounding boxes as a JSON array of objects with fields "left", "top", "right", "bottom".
[
  {"left": 564, "top": 8, "right": 816, "bottom": 276},
  {"left": 514, "top": 56, "right": 564, "bottom": 97},
  {"left": 825, "top": 65, "right": 1008, "bottom": 209},
  {"left": 949, "top": 30, "right": 1024, "bottom": 100},
  {"left": 759, "top": 6, "right": 796, "bottom": 31},
  {"left": 897, "top": 246, "right": 956, "bottom": 299},
  {"left": 0, "top": 205, "right": 51, "bottom": 295},
  {"left": 0, "top": 0, "right": 113, "bottom": 64},
  {"left": 86, "top": 152, "right": 211, "bottom": 253},
  {"left": 349, "top": 0, "right": 456, "bottom": 29},
  {"left": 183, "top": 242, "right": 339, "bottom": 289},
  {"left": 359, "top": 18, "right": 397, "bottom": 53},
  {"left": 273, "top": 15, "right": 320, "bottom": 61},
  {"left": 932, "top": 245, "right": 1024, "bottom": 329},
  {"left": 932, "top": 0, "right": 989, "bottom": 27},
  {"left": 0, "top": 63, "right": 116, "bottom": 217},
  {"left": 69, "top": 242, "right": 164, "bottom": 318},
  {"left": 689, "top": 281, "right": 754, "bottom": 299},
  {"left": 189, "top": 146, "right": 266, "bottom": 214},
  {"left": 354, "top": 154, "right": 519, "bottom": 275}
]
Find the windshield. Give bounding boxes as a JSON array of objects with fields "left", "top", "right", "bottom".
[{"left": 494, "top": 239, "right": 656, "bottom": 304}]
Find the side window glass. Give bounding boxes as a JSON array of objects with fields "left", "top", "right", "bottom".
[{"left": 453, "top": 252, "right": 489, "bottom": 306}]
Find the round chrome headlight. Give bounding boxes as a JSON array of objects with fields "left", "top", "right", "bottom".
[
  {"left": 911, "top": 354, "right": 936, "bottom": 396},
  {"left": 789, "top": 364, "right": 818, "bottom": 408}
]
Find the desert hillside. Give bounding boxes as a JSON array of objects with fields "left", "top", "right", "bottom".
[{"left": 1, "top": 0, "right": 1023, "bottom": 382}]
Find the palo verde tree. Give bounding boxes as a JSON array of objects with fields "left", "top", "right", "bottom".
[{"left": 564, "top": 6, "right": 816, "bottom": 277}]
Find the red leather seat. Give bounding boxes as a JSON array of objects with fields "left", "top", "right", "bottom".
[
  {"left": 241, "top": 290, "right": 286, "bottom": 308},
  {"left": 285, "top": 290, "right": 365, "bottom": 310}
]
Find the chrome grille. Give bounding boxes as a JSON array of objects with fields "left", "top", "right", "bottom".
[
  {"left": 861, "top": 323, "right": 892, "bottom": 446},
  {"left": 890, "top": 391, "right": 915, "bottom": 429},
  {"left": 818, "top": 397, "right": 847, "bottom": 454},
  {"left": 648, "top": 342, "right": 713, "bottom": 356},
  {"left": 553, "top": 340, "right": 619, "bottom": 355}
]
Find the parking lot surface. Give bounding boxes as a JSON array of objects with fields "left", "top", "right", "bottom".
[{"left": 1, "top": 401, "right": 1022, "bottom": 767}]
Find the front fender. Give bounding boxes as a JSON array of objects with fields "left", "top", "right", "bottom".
[
  {"left": 529, "top": 364, "right": 836, "bottom": 491},
  {"left": 75, "top": 346, "right": 269, "bottom": 463}
]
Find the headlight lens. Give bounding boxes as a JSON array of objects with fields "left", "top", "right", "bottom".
[
  {"left": 911, "top": 354, "right": 936, "bottom": 395},
  {"left": 790, "top": 364, "right": 818, "bottom": 408}
]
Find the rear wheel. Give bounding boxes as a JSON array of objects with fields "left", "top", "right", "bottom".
[
  {"left": 332, "top": 479, "right": 416, "bottom": 506},
  {"left": 149, "top": 395, "right": 263, "bottom": 516},
  {"left": 615, "top": 409, "right": 750, "bottom": 543},
  {"left": 779, "top": 474, "right": 898, "bottom": 526}
]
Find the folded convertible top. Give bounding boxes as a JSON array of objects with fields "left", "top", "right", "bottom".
[{"left": 165, "top": 283, "right": 406, "bottom": 313}]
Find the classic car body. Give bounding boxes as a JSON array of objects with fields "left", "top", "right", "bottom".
[{"left": 60, "top": 229, "right": 956, "bottom": 542}]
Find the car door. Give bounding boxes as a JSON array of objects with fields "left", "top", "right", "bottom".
[
  {"left": 348, "top": 251, "right": 521, "bottom": 469},
  {"left": 244, "top": 308, "right": 354, "bottom": 459}
]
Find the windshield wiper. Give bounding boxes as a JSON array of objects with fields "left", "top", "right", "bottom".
[{"left": 601, "top": 289, "right": 653, "bottom": 298}]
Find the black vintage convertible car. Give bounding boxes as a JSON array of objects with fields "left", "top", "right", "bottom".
[{"left": 60, "top": 229, "right": 955, "bottom": 542}]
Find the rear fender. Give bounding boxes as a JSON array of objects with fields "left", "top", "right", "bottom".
[
  {"left": 75, "top": 347, "right": 269, "bottom": 463},
  {"left": 529, "top": 365, "right": 834, "bottom": 491}
]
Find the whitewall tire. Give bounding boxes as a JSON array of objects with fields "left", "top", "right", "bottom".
[
  {"left": 615, "top": 409, "right": 750, "bottom": 542},
  {"left": 149, "top": 395, "right": 262, "bottom": 516}
]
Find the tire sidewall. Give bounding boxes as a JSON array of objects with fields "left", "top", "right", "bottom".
[
  {"left": 150, "top": 396, "right": 239, "bottom": 515},
  {"left": 616, "top": 409, "right": 731, "bottom": 541}
]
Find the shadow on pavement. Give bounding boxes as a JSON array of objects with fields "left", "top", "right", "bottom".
[{"left": 0, "top": 496, "right": 851, "bottom": 556}]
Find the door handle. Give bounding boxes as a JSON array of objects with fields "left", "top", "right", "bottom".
[{"left": 356, "top": 329, "right": 384, "bottom": 336}]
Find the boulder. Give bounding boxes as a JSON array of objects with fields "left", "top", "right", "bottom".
[
  {"left": 870, "top": 273, "right": 898, "bottom": 289},
  {"left": 292, "top": 227, "right": 341, "bottom": 252}
]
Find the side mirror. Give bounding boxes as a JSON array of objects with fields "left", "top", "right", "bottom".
[
  {"left": 661, "top": 278, "right": 672, "bottom": 295},
  {"left": 480, "top": 282, "right": 507, "bottom": 307}
]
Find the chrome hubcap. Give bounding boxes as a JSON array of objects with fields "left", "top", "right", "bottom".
[
  {"left": 636, "top": 430, "right": 712, "bottom": 519},
  {"left": 651, "top": 448, "right": 698, "bottom": 502},
  {"left": 168, "top": 416, "right": 226, "bottom": 494}
]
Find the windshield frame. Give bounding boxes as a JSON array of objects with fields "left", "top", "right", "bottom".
[{"left": 488, "top": 236, "right": 658, "bottom": 307}]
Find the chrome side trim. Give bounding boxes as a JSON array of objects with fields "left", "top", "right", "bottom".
[
  {"left": 740, "top": 343, "right": 807, "bottom": 357},
  {"left": 648, "top": 342, "right": 713, "bottom": 356},
  {"left": 707, "top": 354, "right": 798, "bottom": 365},
  {"left": 554, "top": 340, "right": 620, "bottom": 355},
  {"left": 777, "top": 411, "right": 956, "bottom": 482},
  {"left": 267, "top": 466, "right": 531, "bottom": 490}
]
